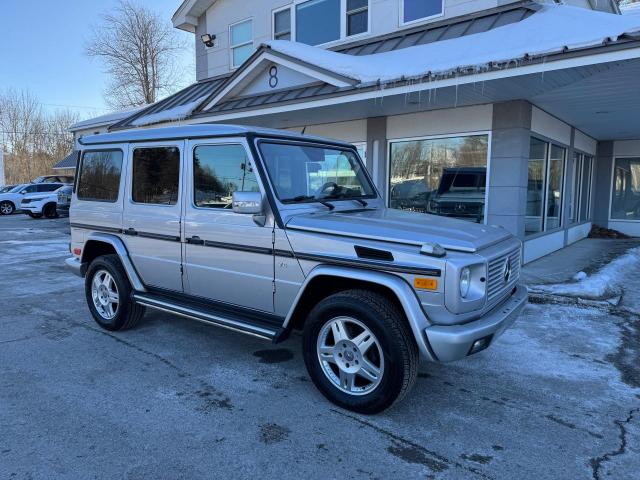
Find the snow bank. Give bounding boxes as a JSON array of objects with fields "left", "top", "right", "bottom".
[
  {"left": 266, "top": 4, "right": 640, "bottom": 84},
  {"left": 532, "top": 246, "right": 640, "bottom": 300},
  {"left": 130, "top": 95, "right": 209, "bottom": 127}
]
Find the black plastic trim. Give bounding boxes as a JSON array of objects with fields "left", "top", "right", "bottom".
[
  {"left": 354, "top": 245, "right": 394, "bottom": 262},
  {"left": 294, "top": 252, "right": 441, "bottom": 277},
  {"left": 69, "top": 223, "right": 122, "bottom": 234}
]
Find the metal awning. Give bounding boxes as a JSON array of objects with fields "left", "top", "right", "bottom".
[{"left": 53, "top": 151, "right": 77, "bottom": 170}]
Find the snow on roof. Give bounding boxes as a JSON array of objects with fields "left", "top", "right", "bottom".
[
  {"left": 265, "top": 4, "right": 640, "bottom": 85},
  {"left": 69, "top": 105, "right": 147, "bottom": 132},
  {"left": 129, "top": 95, "right": 209, "bottom": 127}
]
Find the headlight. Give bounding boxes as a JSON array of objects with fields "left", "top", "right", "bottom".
[{"left": 460, "top": 267, "right": 471, "bottom": 298}]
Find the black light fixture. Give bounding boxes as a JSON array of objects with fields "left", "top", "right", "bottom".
[{"left": 201, "top": 33, "right": 216, "bottom": 48}]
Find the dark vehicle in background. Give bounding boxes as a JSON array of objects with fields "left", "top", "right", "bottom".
[
  {"left": 427, "top": 167, "right": 486, "bottom": 223},
  {"left": 389, "top": 179, "right": 433, "bottom": 213},
  {"left": 56, "top": 186, "right": 73, "bottom": 216},
  {"left": 32, "top": 175, "right": 75, "bottom": 184}
]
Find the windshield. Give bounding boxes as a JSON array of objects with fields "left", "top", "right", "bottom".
[
  {"left": 8, "top": 185, "right": 25, "bottom": 193},
  {"left": 258, "top": 142, "right": 375, "bottom": 203}
]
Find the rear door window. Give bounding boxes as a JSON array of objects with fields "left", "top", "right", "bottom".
[
  {"left": 132, "top": 147, "right": 180, "bottom": 205},
  {"left": 78, "top": 150, "right": 123, "bottom": 202}
]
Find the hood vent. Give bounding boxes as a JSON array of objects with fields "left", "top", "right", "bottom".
[{"left": 354, "top": 246, "right": 394, "bottom": 262}]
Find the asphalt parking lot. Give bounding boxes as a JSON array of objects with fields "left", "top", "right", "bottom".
[{"left": 1, "top": 214, "right": 639, "bottom": 479}]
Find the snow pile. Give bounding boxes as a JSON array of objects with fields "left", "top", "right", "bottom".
[
  {"left": 69, "top": 105, "right": 146, "bottom": 131},
  {"left": 266, "top": 4, "right": 640, "bottom": 85},
  {"left": 532, "top": 246, "right": 640, "bottom": 300},
  {"left": 131, "top": 95, "right": 209, "bottom": 127}
]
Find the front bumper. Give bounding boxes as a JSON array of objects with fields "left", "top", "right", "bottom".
[
  {"left": 424, "top": 284, "right": 528, "bottom": 362},
  {"left": 65, "top": 257, "right": 86, "bottom": 277}
]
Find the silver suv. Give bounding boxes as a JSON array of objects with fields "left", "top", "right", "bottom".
[{"left": 66, "top": 125, "right": 527, "bottom": 413}]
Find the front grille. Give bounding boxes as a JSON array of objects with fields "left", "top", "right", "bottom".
[{"left": 486, "top": 248, "right": 521, "bottom": 305}]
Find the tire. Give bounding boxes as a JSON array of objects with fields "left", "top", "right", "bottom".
[
  {"left": 303, "top": 289, "right": 419, "bottom": 414},
  {"left": 85, "top": 254, "right": 145, "bottom": 331},
  {"left": 28, "top": 212, "right": 43, "bottom": 219},
  {"left": 0, "top": 201, "right": 14, "bottom": 215},
  {"left": 43, "top": 203, "right": 58, "bottom": 218}
]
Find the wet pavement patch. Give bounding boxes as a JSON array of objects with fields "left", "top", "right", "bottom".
[
  {"left": 387, "top": 443, "right": 448, "bottom": 472},
  {"left": 253, "top": 348, "right": 294, "bottom": 364},
  {"left": 460, "top": 453, "right": 493, "bottom": 465},
  {"left": 258, "top": 423, "right": 290, "bottom": 445}
]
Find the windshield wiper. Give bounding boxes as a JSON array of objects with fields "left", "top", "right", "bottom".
[
  {"left": 289, "top": 195, "right": 335, "bottom": 210},
  {"left": 322, "top": 193, "right": 368, "bottom": 207}
]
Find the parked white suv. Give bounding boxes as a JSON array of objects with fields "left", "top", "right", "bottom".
[
  {"left": 0, "top": 183, "right": 65, "bottom": 215},
  {"left": 20, "top": 185, "right": 68, "bottom": 218},
  {"left": 65, "top": 125, "right": 526, "bottom": 413}
]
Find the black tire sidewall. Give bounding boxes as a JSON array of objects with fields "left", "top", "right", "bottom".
[
  {"left": 44, "top": 203, "right": 57, "bottom": 218},
  {"left": 85, "top": 256, "right": 133, "bottom": 331},
  {"left": 0, "top": 202, "right": 14, "bottom": 215},
  {"left": 303, "top": 292, "right": 411, "bottom": 414}
]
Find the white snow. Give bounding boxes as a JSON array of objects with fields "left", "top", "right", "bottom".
[
  {"left": 532, "top": 246, "right": 640, "bottom": 300},
  {"left": 265, "top": 4, "right": 640, "bottom": 85},
  {"left": 130, "top": 95, "right": 209, "bottom": 127},
  {"left": 69, "top": 105, "right": 146, "bottom": 131}
]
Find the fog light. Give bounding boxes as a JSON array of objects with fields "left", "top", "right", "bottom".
[{"left": 468, "top": 336, "right": 492, "bottom": 356}]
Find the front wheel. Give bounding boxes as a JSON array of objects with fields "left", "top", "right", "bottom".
[
  {"left": 85, "top": 254, "right": 145, "bottom": 331},
  {"left": 303, "top": 290, "right": 418, "bottom": 414},
  {"left": 43, "top": 203, "right": 58, "bottom": 218}
]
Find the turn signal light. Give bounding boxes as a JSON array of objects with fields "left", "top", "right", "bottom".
[
  {"left": 414, "top": 278, "right": 437, "bottom": 290},
  {"left": 73, "top": 248, "right": 82, "bottom": 256}
]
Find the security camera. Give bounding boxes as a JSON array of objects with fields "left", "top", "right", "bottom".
[{"left": 201, "top": 33, "right": 216, "bottom": 48}]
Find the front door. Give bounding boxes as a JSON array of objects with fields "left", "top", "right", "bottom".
[
  {"left": 183, "top": 139, "right": 275, "bottom": 313},
  {"left": 122, "top": 142, "right": 184, "bottom": 292}
]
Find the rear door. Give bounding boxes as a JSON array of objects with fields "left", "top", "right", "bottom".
[
  {"left": 182, "top": 138, "right": 274, "bottom": 312},
  {"left": 122, "top": 142, "right": 184, "bottom": 292}
]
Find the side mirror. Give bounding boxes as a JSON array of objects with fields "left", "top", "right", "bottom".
[{"left": 232, "top": 191, "right": 263, "bottom": 215}]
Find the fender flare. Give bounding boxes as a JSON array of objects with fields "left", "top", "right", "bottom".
[
  {"left": 283, "top": 265, "right": 435, "bottom": 360},
  {"left": 82, "top": 232, "right": 147, "bottom": 292}
]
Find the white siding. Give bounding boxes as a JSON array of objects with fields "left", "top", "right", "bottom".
[
  {"left": 386, "top": 104, "right": 493, "bottom": 139},
  {"left": 285, "top": 119, "right": 367, "bottom": 143},
  {"left": 531, "top": 107, "right": 572, "bottom": 146},
  {"left": 614, "top": 140, "right": 640, "bottom": 157},
  {"left": 574, "top": 130, "right": 597, "bottom": 155}
]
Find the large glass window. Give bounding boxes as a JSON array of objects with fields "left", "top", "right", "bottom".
[
  {"left": 258, "top": 142, "right": 375, "bottom": 203},
  {"left": 389, "top": 135, "right": 489, "bottom": 223},
  {"left": 193, "top": 145, "right": 259, "bottom": 209},
  {"left": 274, "top": 8, "right": 292, "bottom": 40},
  {"left": 132, "top": 147, "right": 180, "bottom": 205},
  {"left": 347, "top": 0, "right": 368, "bottom": 36},
  {"left": 525, "top": 138, "right": 566, "bottom": 235},
  {"left": 230, "top": 19, "right": 253, "bottom": 68},
  {"left": 611, "top": 157, "right": 640, "bottom": 220},
  {"left": 402, "top": 0, "right": 443, "bottom": 24},
  {"left": 571, "top": 152, "right": 593, "bottom": 223},
  {"left": 296, "top": 0, "right": 341, "bottom": 45},
  {"left": 78, "top": 150, "right": 123, "bottom": 202}
]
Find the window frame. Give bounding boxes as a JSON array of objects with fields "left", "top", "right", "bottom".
[
  {"left": 399, "top": 0, "right": 445, "bottom": 27},
  {"left": 130, "top": 145, "right": 182, "bottom": 207},
  {"left": 272, "top": 0, "right": 371, "bottom": 46},
  {"left": 570, "top": 151, "right": 594, "bottom": 224},
  {"left": 190, "top": 142, "right": 263, "bottom": 211},
  {"left": 385, "top": 131, "right": 492, "bottom": 225},
  {"left": 76, "top": 148, "right": 124, "bottom": 203},
  {"left": 608, "top": 155, "right": 640, "bottom": 223},
  {"left": 229, "top": 18, "right": 254, "bottom": 70},
  {"left": 525, "top": 137, "right": 567, "bottom": 236}
]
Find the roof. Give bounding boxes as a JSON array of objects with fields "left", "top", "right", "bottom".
[
  {"left": 69, "top": 106, "right": 146, "bottom": 132},
  {"left": 78, "top": 124, "right": 354, "bottom": 147},
  {"left": 53, "top": 151, "right": 78, "bottom": 170},
  {"left": 110, "top": 76, "right": 228, "bottom": 130}
]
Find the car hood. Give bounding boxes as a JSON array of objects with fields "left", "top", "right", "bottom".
[{"left": 285, "top": 207, "right": 511, "bottom": 253}]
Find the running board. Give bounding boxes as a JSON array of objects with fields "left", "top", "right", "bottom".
[{"left": 132, "top": 292, "right": 282, "bottom": 341}]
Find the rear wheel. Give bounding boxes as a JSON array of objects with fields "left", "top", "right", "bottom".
[
  {"left": 43, "top": 203, "right": 58, "bottom": 218},
  {"left": 0, "top": 201, "right": 14, "bottom": 215},
  {"left": 85, "top": 255, "right": 145, "bottom": 331},
  {"left": 303, "top": 289, "right": 418, "bottom": 414}
]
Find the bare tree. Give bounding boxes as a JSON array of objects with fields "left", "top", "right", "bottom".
[
  {"left": 0, "top": 89, "right": 78, "bottom": 184},
  {"left": 86, "top": 1, "right": 187, "bottom": 109}
]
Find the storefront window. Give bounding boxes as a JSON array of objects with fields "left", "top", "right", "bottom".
[
  {"left": 526, "top": 138, "right": 547, "bottom": 234},
  {"left": 611, "top": 157, "right": 640, "bottom": 220},
  {"left": 389, "top": 135, "right": 488, "bottom": 223},
  {"left": 572, "top": 152, "right": 593, "bottom": 223},
  {"left": 545, "top": 145, "right": 565, "bottom": 230}
]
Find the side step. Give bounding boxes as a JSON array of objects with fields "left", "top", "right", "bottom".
[{"left": 132, "top": 292, "right": 284, "bottom": 341}]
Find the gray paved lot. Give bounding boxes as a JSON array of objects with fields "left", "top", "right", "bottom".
[{"left": 1, "top": 214, "right": 639, "bottom": 479}]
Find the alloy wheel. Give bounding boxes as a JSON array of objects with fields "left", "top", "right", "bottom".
[
  {"left": 91, "top": 269, "right": 119, "bottom": 320},
  {"left": 0, "top": 202, "right": 13, "bottom": 215},
  {"left": 317, "top": 316, "right": 385, "bottom": 396}
]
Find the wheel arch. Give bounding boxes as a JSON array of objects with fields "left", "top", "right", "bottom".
[
  {"left": 81, "top": 233, "right": 146, "bottom": 292},
  {"left": 283, "top": 265, "right": 434, "bottom": 360}
]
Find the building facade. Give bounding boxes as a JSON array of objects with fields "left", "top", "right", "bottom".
[{"left": 83, "top": 0, "right": 640, "bottom": 263}]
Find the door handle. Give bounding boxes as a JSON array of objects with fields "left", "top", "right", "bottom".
[
  {"left": 124, "top": 227, "right": 138, "bottom": 236},
  {"left": 188, "top": 236, "right": 204, "bottom": 245}
]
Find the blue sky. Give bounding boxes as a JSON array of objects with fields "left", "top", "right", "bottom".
[{"left": 0, "top": 0, "right": 194, "bottom": 120}]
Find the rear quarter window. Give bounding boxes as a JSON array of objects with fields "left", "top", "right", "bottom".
[
  {"left": 77, "top": 150, "right": 123, "bottom": 202},
  {"left": 131, "top": 147, "right": 180, "bottom": 205}
]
